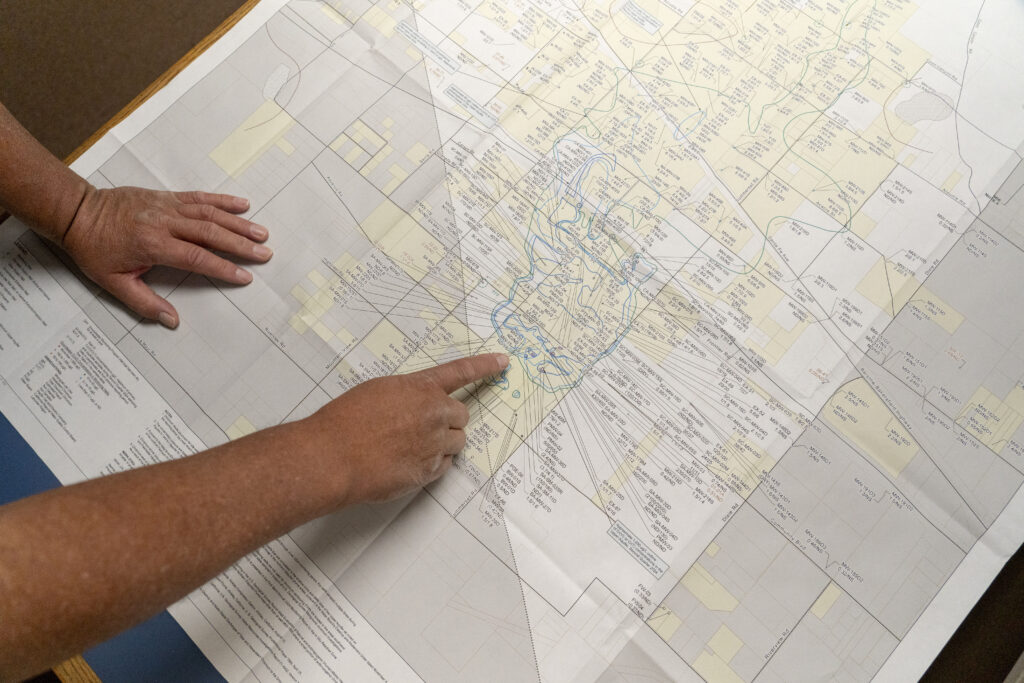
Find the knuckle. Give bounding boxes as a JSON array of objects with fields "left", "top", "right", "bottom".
[
  {"left": 423, "top": 402, "right": 442, "bottom": 425},
  {"left": 138, "top": 229, "right": 161, "bottom": 255},
  {"left": 198, "top": 220, "right": 218, "bottom": 244},
  {"left": 149, "top": 210, "right": 171, "bottom": 231},
  {"left": 197, "top": 203, "right": 217, "bottom": 221},
  {"left": 183, "top": 244, "right": 207, "bottom": 269},
  {"left": 160, "top": 213, "right": 181, "bottom": 235}
]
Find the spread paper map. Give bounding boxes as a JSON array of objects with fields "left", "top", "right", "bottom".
[{"left": 3, "top": 0, "right": 1024, "bottom": 680}]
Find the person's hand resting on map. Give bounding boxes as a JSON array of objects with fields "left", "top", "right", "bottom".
[
  {"left": 63, "top": 187, "right": 272, "bottom": 328},
  {"left": 0, "top": 98, "right": 512, "bottom": 680},
  {"left": 0, "top": 101, "right": 270, "bottom": 329}
]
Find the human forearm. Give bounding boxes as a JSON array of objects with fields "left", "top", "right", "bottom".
[
  {"left": 0, "top": 419, "right": 342, "bottom": 682},
  {"left": 0, "top": 101, "right": 89, "bottom": 243},
  {"left": 0, "top": 352, "right": 507, "bottom": 681}
]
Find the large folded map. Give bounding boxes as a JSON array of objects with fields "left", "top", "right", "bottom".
[{"left": 2, "top": 0, "right": 1024, "bottom": 680}]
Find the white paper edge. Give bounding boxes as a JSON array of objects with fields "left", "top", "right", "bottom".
[{"left": 874, "top": 483, "right": 1024, "bottom": 681}]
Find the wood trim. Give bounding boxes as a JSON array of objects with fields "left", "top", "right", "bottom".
[
  {"left": 53, "top": 655, "right": 101, "bottom": 683},
  {"left": 63, "top": 0, "right": 262, "bottom": 165},
  {"left": 47, "top": 1, "right": 260, "bottom": 680}
]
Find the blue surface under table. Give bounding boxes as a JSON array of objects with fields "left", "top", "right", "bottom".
[{"left": 0, "top": 411, "right": 225, "bottom": 682}]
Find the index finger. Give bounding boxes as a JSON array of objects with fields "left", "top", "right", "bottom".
[
  {"left": 416, "top": 353, "right": 510, "bottom": 394},
  {"left": 174, "top": 190, "right": 250, "bottom": 214}
]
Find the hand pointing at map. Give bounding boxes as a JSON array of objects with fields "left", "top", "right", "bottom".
[
  {"left": 304, "top": 353, "right": 510, "bottom": 505},
  {"left": 0, "top": 348, "right": 509, "bottom": 680},
  {"left": 0, "top": 101, "right": 269, "bottom": 329}
]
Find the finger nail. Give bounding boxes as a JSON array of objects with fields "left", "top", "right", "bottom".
[
  {"left": 253, "top": 244, "right": 273, "bottom": 260},
  {"left": 158, "top": 312, "right": 178, "bottom": 329},
  {"left": 496, "top": 353, "right": 510, "bottom": 369},
  {"left": 236, "top": 267, "right": 254, "bottom": 284},
  {"left": 250, "top": 224, "right": 268, "bottom": 240},
  {"left": 236, "top": 197, "right": 250, "bottom": 211}
]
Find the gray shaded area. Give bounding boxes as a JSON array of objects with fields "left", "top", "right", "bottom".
[
  {"left": 916, "top": 225, "right": 1024, "bottom": 348},
  {"left": 657, "top": 505, "right": 828, "bottom": 681},
  {"left": 756, "top": 583, "right": 898, "bottom": 683},
  {"left": 287, "top": 49, "right": 394, "bottom": 146},
  {"left": 597, "top": 629, "right": 700, "bottom": 683},
  {"left": 976, "top": 140, "right": 1024, "bottom": 252},
  {"left": 352, "top": 84, "right": 446, "bottom": 194},
  {"left": 870, "top": 307, "right": 1007, "bottom": 434},
  {"left": 750, "top": 419, "right": 965, "bottom": 637},
  {"left": 859, "top": 362, "right": 1023, "bottom": 531},
  {"left": 893, "top": 90, "right": 954, "bottom": 124},
  {"left": 331, "top": 0, "right": 422, "bottom": 89},
  {"left": 105, "top": 12, "right": 325, "bottom": 203},
  {"left": 336, "top": 494, "right": 539, "bottom": 682},
  {"left": 866, "top": 219, "right": 1024, "bottom": 472},
  {"left": 116, "top": 335, "right": 227, "bottom": 449},
  {"left": 133, "top": 272, "right": 316, "bottom": 433},
  {"left": 220, "top": 152, "right": 393, "bottom": 381},
  {"left": 289, "top": 494, "right": 413, "bottom": 582}
]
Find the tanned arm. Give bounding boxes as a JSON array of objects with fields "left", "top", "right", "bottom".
[{"left": 0, "top": 352, "right": 509, "bottom": 681}]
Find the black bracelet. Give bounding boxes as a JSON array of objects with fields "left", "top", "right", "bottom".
[{"left": 61, "top": 187, "right": 89, "bottom": 244}]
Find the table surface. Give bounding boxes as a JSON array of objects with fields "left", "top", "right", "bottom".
[{"left": 2, "top": 1, "right": 1022, "bottom": 681}]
